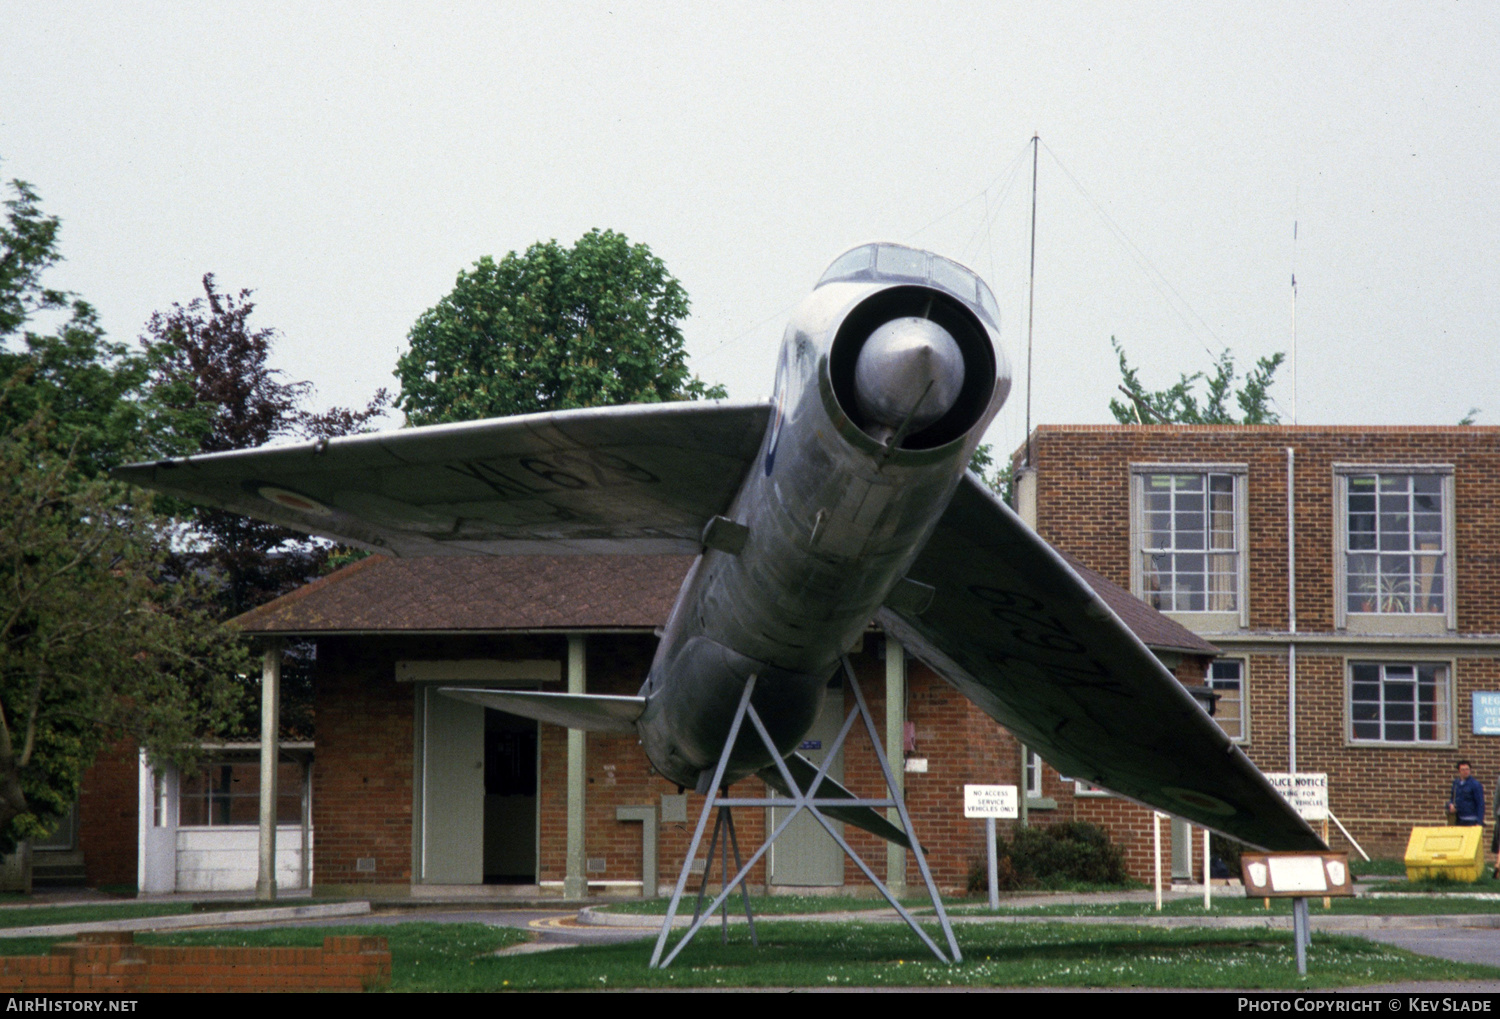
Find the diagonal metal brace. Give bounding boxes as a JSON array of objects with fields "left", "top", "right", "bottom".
[{"left": 649, "top": 662, "right": 960, "bottom": 968}]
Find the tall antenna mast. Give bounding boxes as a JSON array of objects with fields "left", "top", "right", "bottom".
[
  {"left": 1290, "top": 219, "right": 1298, "bottom": 425},
  {"left": 1024, "top": 133, "right": 1039, "bottom": 466}
]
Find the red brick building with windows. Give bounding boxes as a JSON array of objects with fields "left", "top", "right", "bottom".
[
  {"left": 199, "top": 548, "right": 1216, "bottom": 897},
  {"left": 1015, "top": 424, "right": 1500, "bottom": 861}
]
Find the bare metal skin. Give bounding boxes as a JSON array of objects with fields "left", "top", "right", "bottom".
[{"left": 638, "top": 248, "right": 1008, "bottom": 790}]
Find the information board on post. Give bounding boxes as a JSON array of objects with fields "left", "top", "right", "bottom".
[
  {"left": 1264, "top": 772, "right": 1328, "bottom": 821},
  {"left": 963, "top": 784, "right": 1018, "bottom": 819}
]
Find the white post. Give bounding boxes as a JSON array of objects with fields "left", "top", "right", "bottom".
[
  {"left": 564, "top": 635, "right": 588, "bottom": 899},
  {"left": 1153, "top": 811, "right": 1163, "bottom": 911},
  {"left": 1202, "top": 826, "right": 1212, "bottom": 910},
  {"left": 884, "top": 637, "right": 907, "bottom": 897},
  {"left": 256, "top": 639, "right": 282, "bottom": 902}
]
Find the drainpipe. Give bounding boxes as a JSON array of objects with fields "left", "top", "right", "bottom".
[{"left": 1286, "top": 447, "right": 1297, "bottom": 775}]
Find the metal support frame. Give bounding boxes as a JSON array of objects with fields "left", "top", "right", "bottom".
[{"left": 649, "top": 659, "right": 961, "bottom": 969}]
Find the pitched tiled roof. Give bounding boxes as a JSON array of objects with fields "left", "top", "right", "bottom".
[
  {"left": 233, "top": 551, "right": 1218, "bottom": 657},
  {"left": 1054, "top": 548, "right": 1220, "bottom": 656},
  {"left": 231, "top": 554, "right": 694, "bottom": 634}
]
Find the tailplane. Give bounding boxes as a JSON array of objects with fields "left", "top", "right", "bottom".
[
  {"left": 759, "top": 752, "right": 914, "bottom": 850},
  {"left": 438, "top": 687, "right": 645, "bottom": 733}
]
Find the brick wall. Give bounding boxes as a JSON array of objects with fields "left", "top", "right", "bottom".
[
  {"left": 77, "top": 741, "right": 138, "bottom": 888},
  {"left": 1027, "top": 424, "right": 1500, "bottom": 860},
  {"left": 0, "top": 932, "right": 390, "bottom": 993}
]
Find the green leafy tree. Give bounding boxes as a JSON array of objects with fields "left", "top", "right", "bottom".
[
  {"left": 1109, "top": 337, "right": 1284, "bottom": 425},
  {"left": 0, "top": 177, "right": 200, "bottom": 476},
  {"left": 968, "top": 444, "right": 1014, "bottom": 504},
  {"left": 0, "top": 171, "right": 247, "bottom": 846},
  {"left": 396, "top": 229, "right": 724, "bottom": 425},
  {"left": 0, "top": 406, "right": 245, "bottom": 850}
]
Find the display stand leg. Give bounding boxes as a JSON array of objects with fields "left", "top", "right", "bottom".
[{"left": 649, "top": 662, "right": 959, "bottom": 969}]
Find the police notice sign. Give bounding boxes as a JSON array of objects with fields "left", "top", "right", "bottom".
[{"left": 1264, "top": 772, "right": 1329, "bottom": 821}]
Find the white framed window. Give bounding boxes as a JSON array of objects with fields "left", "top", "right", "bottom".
[
  {"left": 1336, "top": 466, "right": 1454, "bottom": 633},
  {"left": 1347, "top": 660, "right": 1453, "bottom": 746},
  {"left": 1207, "top": 658, "right": 1246, "bottom": 742},
  {"left": 1130, "top": 464, "right": 1248, "bottom": 630},
  {"left": 178, "top": 757, "right": 306, "bottom": 827},
  {"left": 1025, "top": 750, "right": 1043, "bottom": 798}
]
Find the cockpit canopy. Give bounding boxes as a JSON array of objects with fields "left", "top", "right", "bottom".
[{"left": 818, "top": 243, "right": 1000, "bottom": 328}]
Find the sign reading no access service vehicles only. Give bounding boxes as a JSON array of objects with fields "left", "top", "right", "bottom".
[{"left": 964, "top": 784, "right": 1019, "bottom": 819}]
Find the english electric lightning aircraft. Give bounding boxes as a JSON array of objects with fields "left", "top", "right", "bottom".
[{"left": 116, "top": 242, "right": 1321, "bottom": 963}]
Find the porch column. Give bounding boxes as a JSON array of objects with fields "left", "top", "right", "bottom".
[
  {"left": 256, "top": 638, "right": 283, "bottom": 902},
  {"left": 884, "top": 636, "right": 908, "bottom": 896},
  {"left": 564, "top": 634, "right": 587, "bottom": 899}
]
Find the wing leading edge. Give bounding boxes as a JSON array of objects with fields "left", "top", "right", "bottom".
[
  {"left": 112, "top": 401, "right": 770, "bottom": 556},
  {"left": 880, "top": 474, "right": 1323, "bottom": 852}
]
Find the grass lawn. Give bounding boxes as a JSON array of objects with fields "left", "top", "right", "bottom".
[
  {"left": 0, "top": 898, "right": 352, "bottom": 931},
  {"left": 0, "top": 902, "right": 198, "bottom": 929},
  {"left": 960, "top": 895, "right": 1500, "bottom": 917},
  {"left": 0, "top": 919, "right": 1492, "bottom": 989},
  {"left": 1366, "top": 870, "right": 1500, "bottom": 894},
  {"left": 601, "top": 893, "right": 918, "bottom": 916}
]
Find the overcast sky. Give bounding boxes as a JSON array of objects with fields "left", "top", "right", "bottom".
[{"left": 3, "top": 2, "right": 1496, "bottom": 458}]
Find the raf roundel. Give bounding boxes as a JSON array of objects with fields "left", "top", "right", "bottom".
[{"left": 256, "top": 485, "right": 333, "bottom": 517}]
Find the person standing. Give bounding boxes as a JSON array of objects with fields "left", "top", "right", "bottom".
[{"left": 1448, "top": 760, "right": 1484, "bottom": 825}]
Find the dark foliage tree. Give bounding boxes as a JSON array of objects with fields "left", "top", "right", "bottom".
[
  {"left": 1109, "top": 337, "right": 1284, "bottom": 425},
  {"left": 140, "top": 275, "right": 389, "bottom": 618},
  {"left": 395, "top": 229, "right": 724, "bottom": 425}
]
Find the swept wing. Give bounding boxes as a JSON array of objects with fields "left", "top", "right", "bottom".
[
  {"left": 113, "top": 401, "right": 769, "bottom": 556},
  {"left": 878, "top": 474, "right": 1323, "bottom": 852}
]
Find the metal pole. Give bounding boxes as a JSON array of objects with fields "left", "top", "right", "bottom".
[
  {"left": 256, "top": 639, "right": 282, "bottom": 902},
  {"left": 986, "top": 817, "right": 999, "bottom": 909},
  {"left": 564, "top": 635, "right": 587, "bottom": 899},
  {"left": 884, "top": 637, "right": 908, "bottom": 896},
  {"left": 1287, "top": 447, "right": 1298, "bottom": 775},
  {"left": 1293, "top": 896, "right": 1309, "bottom": 975},
  {"left": 1024, "top": 132, "right": 1038, "bottom": 468},
  {"left": 1153, "top": 811, "right": 1163, "bottom": 911}
]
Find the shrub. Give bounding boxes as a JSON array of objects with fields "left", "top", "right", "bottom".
[{"left": 969, "top": 821, "right": 1129, "bottom": 893}]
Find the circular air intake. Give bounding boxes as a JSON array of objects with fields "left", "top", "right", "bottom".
[{"left": 828, "top": 286, "right": 996, "bottom": 450}]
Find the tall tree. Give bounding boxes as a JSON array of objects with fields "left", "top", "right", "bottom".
[
  {"left": 141, "top": 275, "right": 389, "bottom": 616},
  {"left": 0, "top": 409, "right": 245, "bottom": 850},
  {"left": 0, "top": 174, "right": 246, "bottom": 848},
  {"left": 396, "top": 229, "right": 723, "bottom": 425},
  {"left": 1109, "top": 338, "right": 1284, "bottom": 425},
  {"left": 1, "top": 177, "right": 198, "bottom": 476}
]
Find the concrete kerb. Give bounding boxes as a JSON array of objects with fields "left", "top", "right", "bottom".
[
  {"left": 578, "top": 900, "right": 1500, "bottom": 933},
  {"left": 0, "top": 900, "right": 372, "bottom": 939}
]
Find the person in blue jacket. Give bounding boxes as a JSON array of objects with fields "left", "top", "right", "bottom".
[{"left": 1448, "top": 760, "right": 1484, "bottom": 825}]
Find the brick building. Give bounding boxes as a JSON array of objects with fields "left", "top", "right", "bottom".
[
  {"left": 165, "top": 548, "right": 1215, "bottom": 898},
  {"left": 1015, "top": 424, "right": 1500, "bottom": 860}
]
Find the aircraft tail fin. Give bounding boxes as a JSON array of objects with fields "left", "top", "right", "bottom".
[
  {"left": 759, "top": 753, "right": 914, "bottom": 850},
  {"left": 438, "top": 687, "right": 645, "bottom": 734}
]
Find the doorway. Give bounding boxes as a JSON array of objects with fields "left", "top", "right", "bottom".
[{"left": 483, "top": 708, "right": 537, "bottom": 883}]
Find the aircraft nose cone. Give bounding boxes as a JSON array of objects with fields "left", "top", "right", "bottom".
[{"left": 853, "top": 316, "right": 965, "bottom": 435}]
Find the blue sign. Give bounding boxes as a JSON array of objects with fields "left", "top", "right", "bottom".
[{"left": 1473, "top": 692, "right": 1500, "bottom": 735}]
